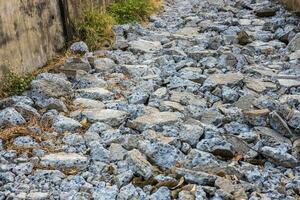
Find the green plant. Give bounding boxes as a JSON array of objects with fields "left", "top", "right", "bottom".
[
  {"left": 75, "top": 7, "right": 116, "bottom": 50},
  {"left": 0, "top": 71, "right": 35, "bottom": 98},
  {"left": 108, "top": 0, "right": 162, "bottom": 24}
]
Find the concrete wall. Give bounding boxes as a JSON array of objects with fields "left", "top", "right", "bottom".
[
  {"left": 281, "top": 0, "right": 300, "bottom": 12},
  {"left": 0, "top": 0, "right": 111, "bottom": 78}
]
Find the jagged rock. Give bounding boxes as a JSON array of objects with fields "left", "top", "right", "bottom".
[
  {"left": 269, "top": 111, "right": 293, "bottom": 138},
  {"left": 175, "top": 168, "right": 217, "bottom": 186},
  {"left": 127, "top": 149, "right": 153, "bottom": 179},
  {"left": 82, "top": 109, "right": 128, "bottom": 127},
  {"left": 63, "top": 57, "right": 92, "bottom": 72},
  {"left": 129, "top": 39, "right": 162, "bottom": 53},
  {"left": 244, "top": 109, "right": 270, "bottom": 126},
  {"left": 93, "top": 185, "right": 118, "bottom": 200},
  {"left": 261, "top": 146, "right": 298, "bottom": 168},
  {"left": 94, "top": 58, "right": 116, "bottom": 74},
  {"left": 0, "top": 107, "right": 26, "bottom": 128},
  {"left": 287, "top": 33, "right": 300, "bottom": 51},
  {"left": 204, "top": 73, "right": 244, "bottom": 88},
  {"left": 52, "top": 115, "right": 82, "bottom": 133},
  {"left": 73, "top": 98, "right": 105, "bottom": 110},
  {"left": 128, "top": 111, "right": 182, "bottom": 131},
  {"left": 30, "top": 73, "right": 72, "bottom": 98},
  {"left": 255, "top": 8, "right": 276, "bottom": 17},
  {"left": 14, "top": 102, "right": 40, "bottom": 121},
  {"left": 75, "top": 87, "right": 113, "bottom": 101},
  {"left": 40, "top": 153, "right": 88, "bottom": 170},
  {"left": 70, "top": 41, "right": 89, "bottom": 54}
]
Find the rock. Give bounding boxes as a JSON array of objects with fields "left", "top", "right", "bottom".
[
  {"left": 176, "top": 27, "right": 199, "bottom": 36},
  {"left": 129, "top": 39, "right": 162, "bottom": 53},
  {"left": 149, "top": 186, "right": 171, "bottom": 200},
  {"left": 109, "top": 143, "right": 127, "bottom": 161},
  {"left": 175, "top": 168, "right": 217, "bottom": 186},
  {"left": 288, "top": 110, "right": 300, "bottom": 130},
  {"left": 82, "top": 109, "right": 128, "bottom": 127},
  {"left": 254, "top": 126, "right": 291, "bottom": 146},
  {"left": 115, "top": 171, "right": 134, "bottom": 188},
  {"left": 269, "top": 111, "right": 293, "bottom": 138},
  {"left": 215, "top": 177, "right": 235, "bottom": 194},
  {"left": 13, "top": 136, "right": 38, "bottom": 148},
  {"left": 204, "top": 73, "right": 244, "bottom": 88},
  {"left": 93, "top": 185, "right": 118, "bottom": 200},
  {"left": 75, "top": 87, "right": 113, "bottom": 101},
  {"left": 183, "top": 149, "right": 219, "bottom": 169},
  {"left": 237, "top": 31, "right": 252, "bottom": 45},
  {"left": 120, "top": 64, "right": 159, "bottom": 78},
  {"left": 0, "top": 108, "right": 26, "bottom": 128},
  {"left": 40, "top": 153, "right": 88, "bottom": 170},
  {"left": 27, "top": 192, "right": 50, "bottom": 200},
  {"left": 52, "top": 115, "right": 82, "bottom": 133},
  {"left": 278, "top": 79, "right": 300, "bottom": 88},
  {"left": 140, "top": 141, "right": 183, "bottom": 169},
  {"left": 69, "top": 41, "right": 89, "bottom": 54},
  {"left": 196, "top": 137, "right": 235, "bottom": 159},
  {"left": 0, "top": 95, "right": 33, "bottom": 109},
  {"left": 128, "top": 111, "right": 182, "bottom": 131},
  {"left": 94, "top": 58, "right": 116, "bottom": 74},
  {"left": 261, "top": 146, "right": 298, "bottom": 168},
  {"left": 178, "top": 190, "right": 195, "bottom": 200},
  {"left": 14, "top": 102, "right": 40, "bottom": 121},
  {"left": 89, "top": 141, "right": 109, "bottom": 162},
  {"left": 244, "top": 109, "right": 270, "bottom": 126},
  {"left": 287, "top": 33, "right": 300, "bottom": 52},
  {"left": 73, "top": 98, "right": 105, "bottom": 110},
  {"left": 255, "top": 8, "right": 276, "bottom": 17},
  {"left": 30, "top": 73, "right": 72, "bottom": 98},
  {"left": 127, "top": 149, "right": 153, "bottom": 179},
  {"left": 63, "top": 57, "right": 92, "bottom": 73},
  {"left": 179, "top": 124, "right": 204, "bottom": 146}
]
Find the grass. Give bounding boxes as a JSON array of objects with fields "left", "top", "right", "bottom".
[
  {"left": 108, "top": 0, "right": 163, "bottom": 24},
  {"left": 75, "top": 0, "right": 163, "bottom": 50},
  {"left": 75, "top": 8, "right": 116, "bottom": 50}
]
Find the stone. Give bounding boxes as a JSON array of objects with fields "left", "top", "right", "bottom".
[
  {"left": 30, "top": 73, "right": 72, "bottom": 98},
  {"left": 269, "top": 111, "right": 293, "bottom": 138},
  {"left": 109, "top": 143, "right": 127, "bottom": 161},
  {"left": 261, "top": 146, "right": 298, "bottom": 168},
  {"left": 94, "top": 58, "right": 116, "bottom": 74},
  {"left": 255, "top": 8, "right": 276, "bottom": 17},
  {"left": 40, "top": 153, "right": 88, "bottom": 170},
  {"left": 183, "top": 149, "right": 219, "bottom": 169},
  {"left": 70, "top": 41, "right": 89, "bottom": 54},
  {"left": 14, "top": 102, "right": 40, "bottom": 121},
  {"left": 93, "top": 185, "right": 118, "bottom": 200},
  {"left": 288, "top": 110, "right": 300, "bottom": 130},
  {"left": 82, "top": 109, "right": 128, "bottom": 127},
  {"left": 204, "top": 73, "right": 244, "bottom": 87},
  {"left": 27, "top": 192, "right": 50, "bottom": 200},
  {"left": 75, "top": 87, "right": 113, "bottom": 101},
  {"left": 179, "top": 124, "right": 204, "bottom": 146},
  {"left": 149, "top": 186, "right": 171, "bottom": 200},
  {"left": 89, "top": 141, "right": 110, "bottom": 162},
  {"left": 73, "top": 98, "right": 105, "bottom": 110},
  {"left": 52, "top": 115, "right": 82, "bottom": 133},
  {"left": 244, "top": 109, "right": 270, "bottom": 126},
  {"left": 128, "top": 111, "right": 182, "bottom": 131},
  {"left": 0, "top": 108, "right": 26, "bottom": 128},
  {"left": 278, "top": 79, "right": 300, "bottom": 88},
  {"left": 175, "top": 168, "right": 217, "bottom": 186},
  {"left": 237, "top": 31, "right": 252, "bottom": 45},
  {"left": 63, "top": 57, "right": 92, "bottom": 73},
  {"left": 127, "top": 149, "right": 153, "bottom": 179},
  {"left": 129, "top": 39, "right": 162, "bottom": 53},
  {"left": 13, "top": 136, "right": 38, "bottom": 148},
  {"left": 197, "top": 137, "right": 235, "bottom": 159},
  {"left": 287, "top": 33, "right": 300, "bottom": 52},
  {"left": 176, "top": 27, "right": 199, "bottom": 36}
]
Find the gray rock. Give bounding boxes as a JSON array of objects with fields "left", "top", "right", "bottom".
[
  {"left": 0, "top": 108, "right": 26, "bottom": 128},
  {"left": 269, "top": 111, "right": 293, "bottom": 138},
  {"left": 127, "top": 149, "right": 153, "bottom": 179},
  {"left": 115, "top": 171, "right": 134, "bottom": 188},
  {"left": 94, "top": 58, "right": 116, "bottom": 74},
  {"left": 75, "top": 87, "right": 113, "bottom": 101},
  {"left": 70, "top": 41, "right": 89, "bottom": 54},
  {"left": 14, "top": 102, "right": 40, "bottom": 121},
  {"left": 93, "top": 185, "right": 118, "bottom": 200},
  {"left": 31, "top": 73, "right": 72, "bottom": 98},
  {"left": 179, "top": 124, "right": 204, "bottom": 146},
  {"left": 261, "top": 146, "right": 298, "bottom": 168},
  {"left": 288, "top": 110, "right": 300, "bottom": 130},
  {"left": 52, "top": 115, "right": 82, "bottom": 133},
  {"left": 13, "top": 136, "right": 38, "bottom": 148},
  {"left": 287, "top": 33, "right": 300, "bottom": 52},
  {"left": 82, "top": 109, "right": 128, "bottom": 127},
  {"left": 109, "top": 143, "right": 127, "bottom": 161},
  {"left": 129, "top": 39, "right": 162, "bottom": 53},
  {"left": 63, "top": 57, "right": 92, "bottom": 73},
  {"left": 175, "top": 168, "right": 217, "bottom": 186},
  {"left": 40, "top": 152, "right": 88, "bottom": 170},
  {"left": 89, "top": 141, "right": 109, "bottom": 162},
  {"left": 128, "top": 111, "right": 182, "bottom": 131},
  {"left": 149, "top": 186, "right": 171, "bottom": 200},
  {"left": 197, "top": 137, "right": 235, "bottom": 159}
]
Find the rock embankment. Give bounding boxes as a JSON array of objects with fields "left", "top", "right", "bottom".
[{"left": 0, "top": 0, "right": 300, "bottom": 199}]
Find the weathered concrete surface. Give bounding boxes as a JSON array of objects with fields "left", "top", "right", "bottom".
[
  {"left": 281, "top": 0, "right": 300, "bottom": 12},
  {"left": 0, "top": 0, "right": 65, "bottom": 78}
]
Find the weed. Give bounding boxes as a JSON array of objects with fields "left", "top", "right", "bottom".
[
  {"left": 75, "top": 7, "right": 116, "bottom": 50},
  {"left": 108, "top": 0, "right": 162, "bottom": 24},
  {"left": 0, "top": 71, "right": 35, "bottom": 98}
]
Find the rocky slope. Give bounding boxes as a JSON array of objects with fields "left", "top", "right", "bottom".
[{"left": 0, "top": 0, "right": 300, "bottom": 199}]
